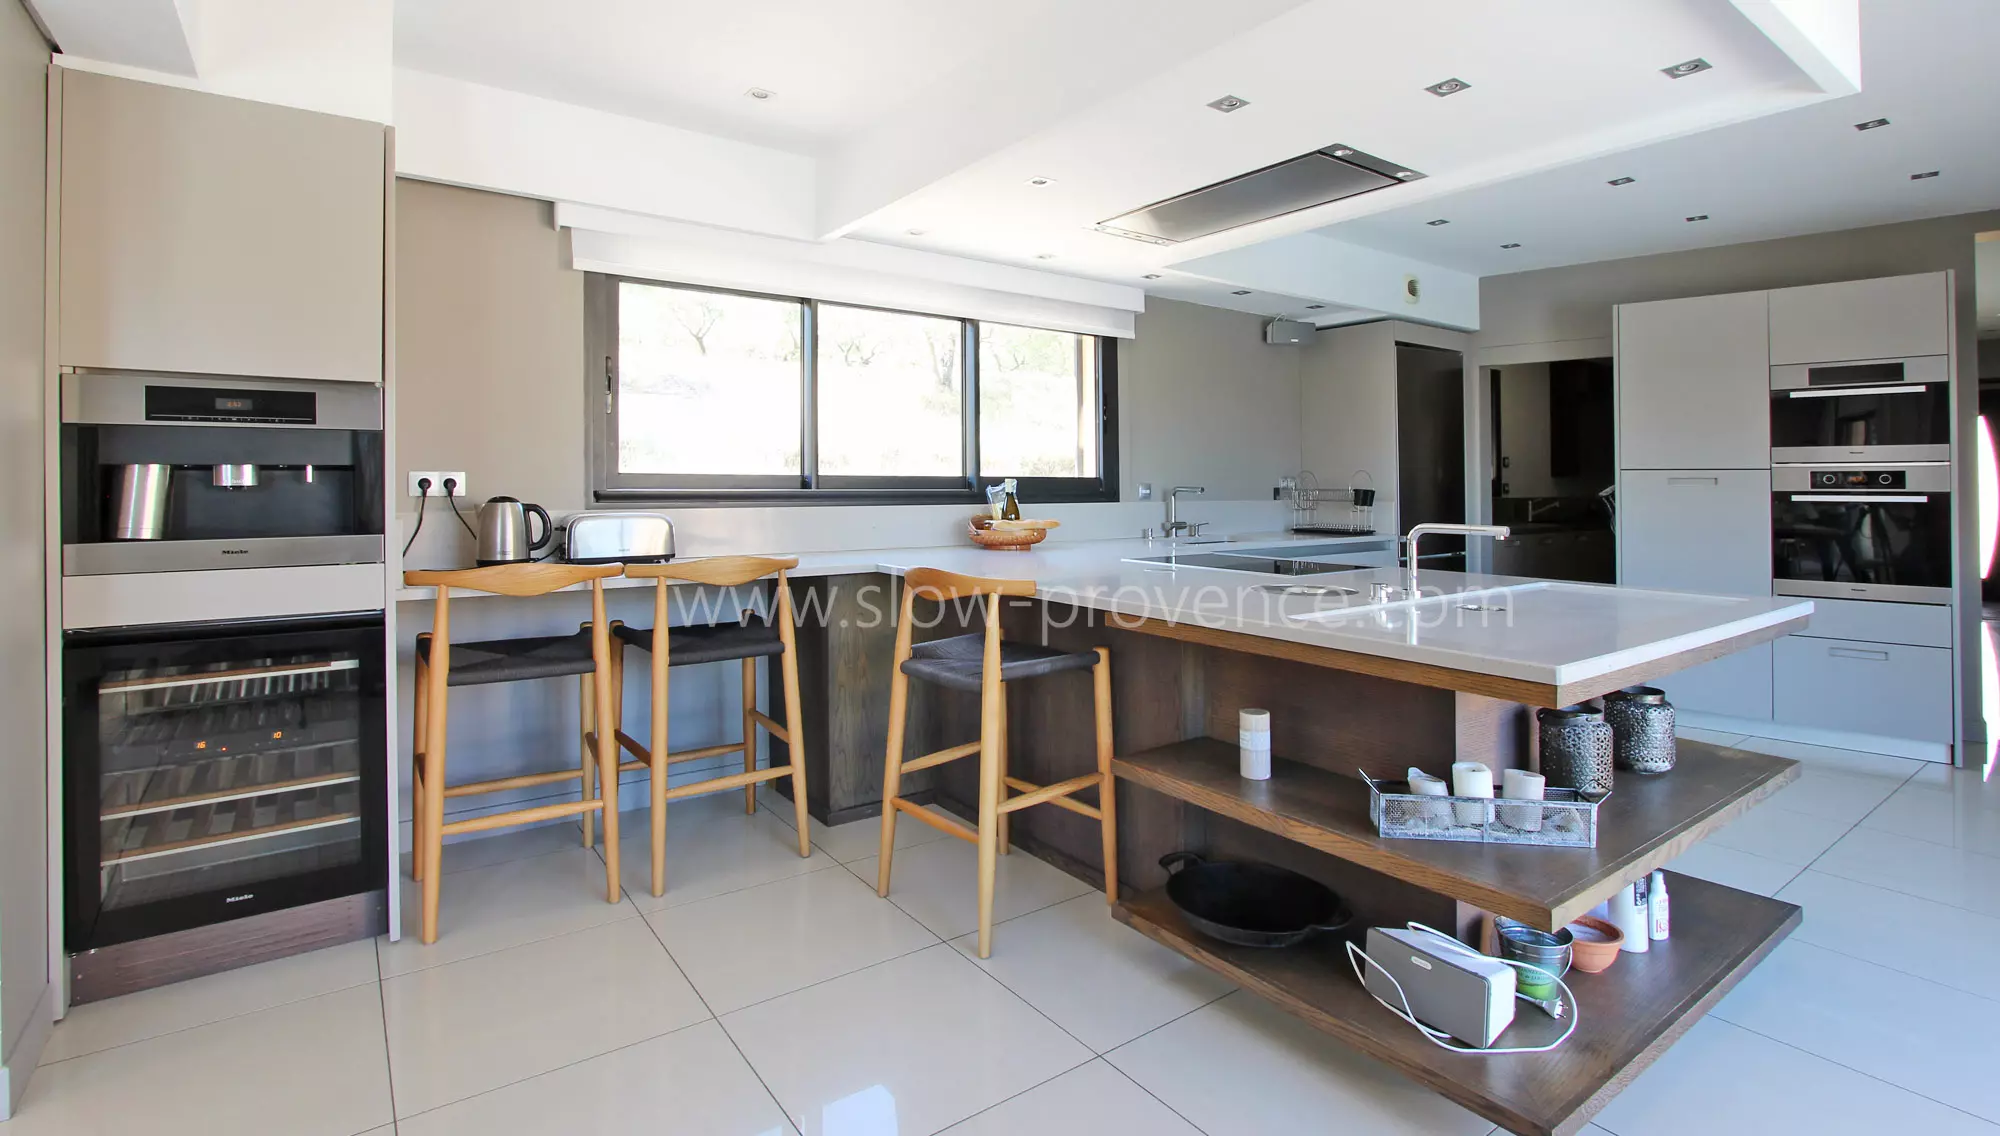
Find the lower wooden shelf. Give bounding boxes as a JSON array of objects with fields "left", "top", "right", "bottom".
[{"left": 1114, "top": 872, "right": 1799, "bottom": 1136}]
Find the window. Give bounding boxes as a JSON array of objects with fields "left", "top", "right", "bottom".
[{"left": 588, "top": 275, "right": 1117, "bottom": 504}]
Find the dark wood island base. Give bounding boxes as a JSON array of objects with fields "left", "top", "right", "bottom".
[{"left": 785, "top": 581, "right": 1805, "bottom": 1136}]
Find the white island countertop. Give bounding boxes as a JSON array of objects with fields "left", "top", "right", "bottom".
[{"left": 396, "top": 532, "right": 1808, "bottom": 694}]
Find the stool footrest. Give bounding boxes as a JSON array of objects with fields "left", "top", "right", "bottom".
[
  {"left": 441, "top": 767, "right": 581, "bottom": 799},
  {"left": 441, "top": 798, "right": 600, "bottom": 837},
  {"left": 607, "top": 731, "right": 748, "bottom": 766},
  {"left": 999, "top": 772, "right": 1105, "bottom": 816},
  {"left": 899, "top": 740, "right": 981, "bottom": 775},
  {"left": 893, "top": 797, "right": 978, "bottom": 843},
  {"left": 661, "top": 763, "right": 792, "bottom": 803},
  {"left": 748, "top": 709, "right": 790, "bottom": 743}
]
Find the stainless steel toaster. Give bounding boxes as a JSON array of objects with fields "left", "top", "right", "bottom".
[{"left": 564, "top": 511, "right": 675, "bottom": 564}]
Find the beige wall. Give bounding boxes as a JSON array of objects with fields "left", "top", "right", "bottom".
[
  {"left": 0, "top": 0, "right": 48, "bottom": 1109},
  {"left": 395, "top": 179, "right": 586, "bottom": 518},
  {"left": 393, "top": 184, "right": 1307, "bottom": 520}
]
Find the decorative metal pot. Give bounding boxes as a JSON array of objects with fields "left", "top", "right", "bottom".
[
  {"left": 1537, "top": 705, "right": 1615, "bottom": 798},
  {"left": 1603, "top": 686, "right": 1677, "bottom": 774}
]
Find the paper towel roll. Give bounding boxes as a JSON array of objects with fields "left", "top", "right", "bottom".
[{"left": 1451, "top": 761, "right": 1494, "bottom": 826}]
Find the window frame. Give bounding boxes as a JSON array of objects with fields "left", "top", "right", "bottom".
[{"left": 586, "top": 273, "right": 1119, "bottom": 506}]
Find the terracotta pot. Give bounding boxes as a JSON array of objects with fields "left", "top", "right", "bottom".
[{"left": 1565, "top": 914, "right": 1625, "bottom": 973}]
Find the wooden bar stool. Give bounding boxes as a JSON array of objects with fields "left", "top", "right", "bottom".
[
  {"left": 876, "top": 567, "right": 1116, "bottom": 958},
  {"left": 601, "top": 556, "right": 812, "bottom": 898},
  {"left": 403, "top": 563, "right": 625, "bottom": 945}
]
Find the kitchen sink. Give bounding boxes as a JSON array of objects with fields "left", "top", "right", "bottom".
[{"left": 1128, "top": 552, "right": 1375, "bottom": 575}]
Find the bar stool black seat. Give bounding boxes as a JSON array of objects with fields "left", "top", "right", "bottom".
[
  {"left": 901, "top": 633, "right": 1097, "bottom": 693},
  {"left": 417, "top": 630, "right": 599, "bottom": 687}
]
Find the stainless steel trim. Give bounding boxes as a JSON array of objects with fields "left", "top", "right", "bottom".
[
  {"left": 63, "top": 534, "right": 385, "bottom": 576},
  {"left": 1789, "top": 494, "right": 1930, "bottom": 504},
  {"left": 564, "top": 511, "right": 675, "bottom": 564},
  {"left": 110, "top": 463, "right": 170, "bottom": 540},
  {"left": 1771, "top": 464, "right": 1953, "bottom": 492},
  {"left": 1774, "top": 578, "right": 1952, "bottom": 606},
  {"left": 1770, "top": 354, "right": 1948, "bottom": 390},
  {"left": 100, "top": 773, "right": 360, "bottom": 821},
  {"left": 1784, "top": 383, "right": 1930, "bottom": 399},
  {"left": 105, "top": 659, "right": 360, "bottom": 694},
  {"left": 61, "top": 370, "right": 384, "bottom": 430},
  {"left": 1771, "top": 444, "right": 1951, "bottom": 465},
  {"left": 210, "top": 463, "right": 260, "bottom": 489},
  {"left": 109, "top": 815, "right": 359, "bottom": 865}
]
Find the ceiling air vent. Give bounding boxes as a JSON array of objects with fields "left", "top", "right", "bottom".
[{"left": 1095, "top": 144, "right": 1424, "bottom": 245}]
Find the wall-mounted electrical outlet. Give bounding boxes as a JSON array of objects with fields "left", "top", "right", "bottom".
[
  {"left": 407, "top": 471, "right": 468, "bottom": 497},
  {"left": 1137, "top": 483, "right": 1154, "bottom": 500}
]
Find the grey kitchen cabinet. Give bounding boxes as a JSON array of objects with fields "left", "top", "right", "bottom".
[
  {"left": 57, "top": 69, "right": 386, "bottom": 383},
  {"left": 1614, "top": 291, "right": 1770, "bottom": 469},
  {"left": 1618, "top": 468, "right": 1772, "bottom": 719},
  {"left": 1768, "top": 272, "right": 1950, "bottom": 365},
  {"left": 1774, "top": 635, "right": 1953, "bottom": 743}
]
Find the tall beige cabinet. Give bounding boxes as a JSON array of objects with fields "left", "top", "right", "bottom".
[{"left": 56, "top": 69, "right": 385, "bottom": 382}]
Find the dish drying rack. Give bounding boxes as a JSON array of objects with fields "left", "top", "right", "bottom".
[{"left": 1284, "top": 470, "right": 1377, "bottom": 535}]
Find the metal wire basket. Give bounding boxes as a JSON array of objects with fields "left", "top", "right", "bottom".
[{"left": 1362, "top": 772, "right": 1604, "bottom": 847}]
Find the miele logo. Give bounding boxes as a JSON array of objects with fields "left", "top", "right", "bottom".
[
  {"left": 219, "top": 548, "right": 250, "bottom": 555},
  {"left": 224, "top": 893, "right": 255, "bottom": 903}
]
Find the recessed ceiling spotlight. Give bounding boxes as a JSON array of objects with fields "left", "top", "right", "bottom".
[
  {"left": 1911, "top": 170, "right": 1940, "bottom": 180},
  {"left": 1025, "top": 176, "right": 1056, "bottom": 188},
  {"left": 905, "top": 228, "right": 927, "bottom": 236},
  {"left": 1426, "top": 219, "right": 1450, "bottom": 226},
  {"left": 1685, "top": 214, "right": 1710, "bottom": 222},
  {"left": 1425, "top": 77, "right": 1471, "bottom": 97},
  {"left": 1142, "top": 273, "right": 1163, "bottom": 280},
  {"left": 1304, "top": 304, "right": 1327, "bottom": 310},
  {"left": 1500, "top": 243, "right": 1522, "bottom": 249},
  {"left": 745, "top": 87, "right": 775, "bottom": 100},
  {"left": 1034, "top": 253, "right": 1056, "bottom": 260},
  {"left": 1661, "top": 58, "right": 1712, "bottom": 79},
  {"left": 1229, "top": 290, "right": 1253, "bottom": 296},
  {"left": 1854, "top": 118, "right": 1890, "bottom": 131},
  {"left": 1608, "top": 176, "right": 1636, "bottom": 186},
  {"left": 1207, "top": 94, "right": 1250, "bottom": 113}
]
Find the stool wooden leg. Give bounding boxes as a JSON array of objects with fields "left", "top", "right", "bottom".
[
  {"left": 778, "top": 590, "right": 810, "bottom": 856},
  {"left": 420, "top": 649, "right": 450, "bottom": 945},
  {"left": 741, "top": 656, "right": 758, "bottom": 815},
  {"left": 609, "top": 630, "right": 625, "bottom": 747},
  {"left": 650, "top": 623, "right": 670, "bottom": 899},
  {"left": 995, "top": 680, "right": 1010, "bottom": 856},
  {"left": 578, "top": 673, "right": 597, "bottom": 848},
  {"left": 591, "top": 599, "right": 621, "bottom": 904},
  {"left": 410, "top": 647, "right": 428, "bottom": 883},
  {"left": 876, "top": 666, "right": 910, "bottom": 896},
  {"left": 1093, "top": 647, "right": 1118, "bottom": 905},
  {"left": 974, "top": 648, "right": 1004, "bottom": 959}
]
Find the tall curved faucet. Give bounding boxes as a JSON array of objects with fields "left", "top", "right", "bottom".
[{"left": 1403, "top": 523, "right": 1511, "bottom": 590}]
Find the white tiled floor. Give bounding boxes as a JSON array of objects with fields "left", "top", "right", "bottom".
[{"left": 17, "top": 738, "right": 2000, "bottom": 1135}]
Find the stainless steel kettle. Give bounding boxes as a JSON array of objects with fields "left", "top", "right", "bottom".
[{"left": 475, "top": 497, "right": 552, "bottom": 566}]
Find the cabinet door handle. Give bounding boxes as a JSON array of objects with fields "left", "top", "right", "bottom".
[
  {"left": 1828, "top": 647, "right": 1891, "bottom": 662},
  {"left": 1667, "top": 477, "right": 1720, "bottom": 486}
]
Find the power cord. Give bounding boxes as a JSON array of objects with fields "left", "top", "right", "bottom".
[
  {"left": 402, "top": 477, "right": 432, "bottom": 557},
  {"left": 1344, "top": 922, "right": 1578, "bottom": 1055},
  {"left": 442, "top": 477, "right": 478, "bottom": 541}
]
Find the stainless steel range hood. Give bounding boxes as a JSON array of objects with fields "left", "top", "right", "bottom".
[{"left": 1096, "top": 144, "right": 1424, "bottom": 245}]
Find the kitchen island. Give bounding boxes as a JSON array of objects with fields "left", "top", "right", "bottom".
[{"left": 772, "top": 537, "right": 1808, "bottom": 1136}]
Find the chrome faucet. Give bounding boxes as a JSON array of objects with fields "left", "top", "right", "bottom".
[
  {"left": 1403, "top": 523, "right": 1511, "bottom": 589},
  {"left": 1165, "top": 486, "right": 1206, "bottom": 537}
]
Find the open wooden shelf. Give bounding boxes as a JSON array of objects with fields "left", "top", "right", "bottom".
[
  {"left": 1111, "top": 736, "right": 1798, "bottom": 929},
  {"left": 1116, "top": 873, "right": 1799, "bottom": 1136}
]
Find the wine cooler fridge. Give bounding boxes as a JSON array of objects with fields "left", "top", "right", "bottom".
[{"left": 64, "top": 613, "right": 387, "bottom": 1001}]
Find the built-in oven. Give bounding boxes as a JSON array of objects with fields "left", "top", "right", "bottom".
[
  {"left": 1769, "top": 355, "right": 1950, "bottom": 464},
  {"left": 63, "top": 613, "right": 387, "bottom": 1000},
  {"left": 1771, "top": 464, "right": 1953, "bottom": 604},
  {"left": 60, "top": 370, "right": 385, "bottom": 576}
]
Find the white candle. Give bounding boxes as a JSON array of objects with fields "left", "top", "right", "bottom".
[
  {"left": 1499, "top": 767, "right": 1546, "bottom": 831},
  {"left": 1239, "top": 708, "right": 1271, "bottom": 780},
  {"left": 1451, "top": 761, "right": 1494, "bottom": 826}
]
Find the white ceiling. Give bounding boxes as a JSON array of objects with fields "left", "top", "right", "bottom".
[
  {"left": 1325, "top": 0, "right": 2000, "bottom": 279},
  {"left": 394, "top": 0, "right": 1133, "bottom": 152}
]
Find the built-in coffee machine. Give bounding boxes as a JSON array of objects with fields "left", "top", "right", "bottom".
[{"left": 60, "top": 370, "right": 385, "bottom": 575}]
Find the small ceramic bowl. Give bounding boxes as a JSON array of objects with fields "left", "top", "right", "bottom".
[{"left": 1565, "top": 915, "right": 1624, "bottom": 973}]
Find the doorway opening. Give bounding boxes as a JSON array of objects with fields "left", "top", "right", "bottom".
[{"left": 1485, "top": 357, "right": 1616, "bottom": 583}]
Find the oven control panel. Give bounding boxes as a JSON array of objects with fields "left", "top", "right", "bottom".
[{"left": 1811, "top": 469, "right": 1905, "bottom": 489}]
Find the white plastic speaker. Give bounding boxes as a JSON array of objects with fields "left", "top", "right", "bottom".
[{"left": 1264, "top": 318, "right": 1317, "bottom": 345}]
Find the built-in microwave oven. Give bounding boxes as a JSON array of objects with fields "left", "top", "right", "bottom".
[
  {"left": 60, "top": 371, "right": 385, "bottom": 576},
  {"left": 1769, "top": 355, "right": 1950, "bottom": 464},
  {"left": 1771, "top": 464, "right": 1952, "bottom": 605}
]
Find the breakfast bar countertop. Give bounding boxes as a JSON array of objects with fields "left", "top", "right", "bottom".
[{"left": 393, "top": 532, "right": 1809, "bottom": 703}]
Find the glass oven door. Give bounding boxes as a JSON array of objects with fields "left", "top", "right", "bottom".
[
  {"left": 1771, "top": 466, "right": 1953, "bottom": 604},
  {"left": 1769, "top": 384, "right": 1950, "bottom": 464},
  {"left": 64, "top": 614, "right": 386, "bottom": 953}
]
